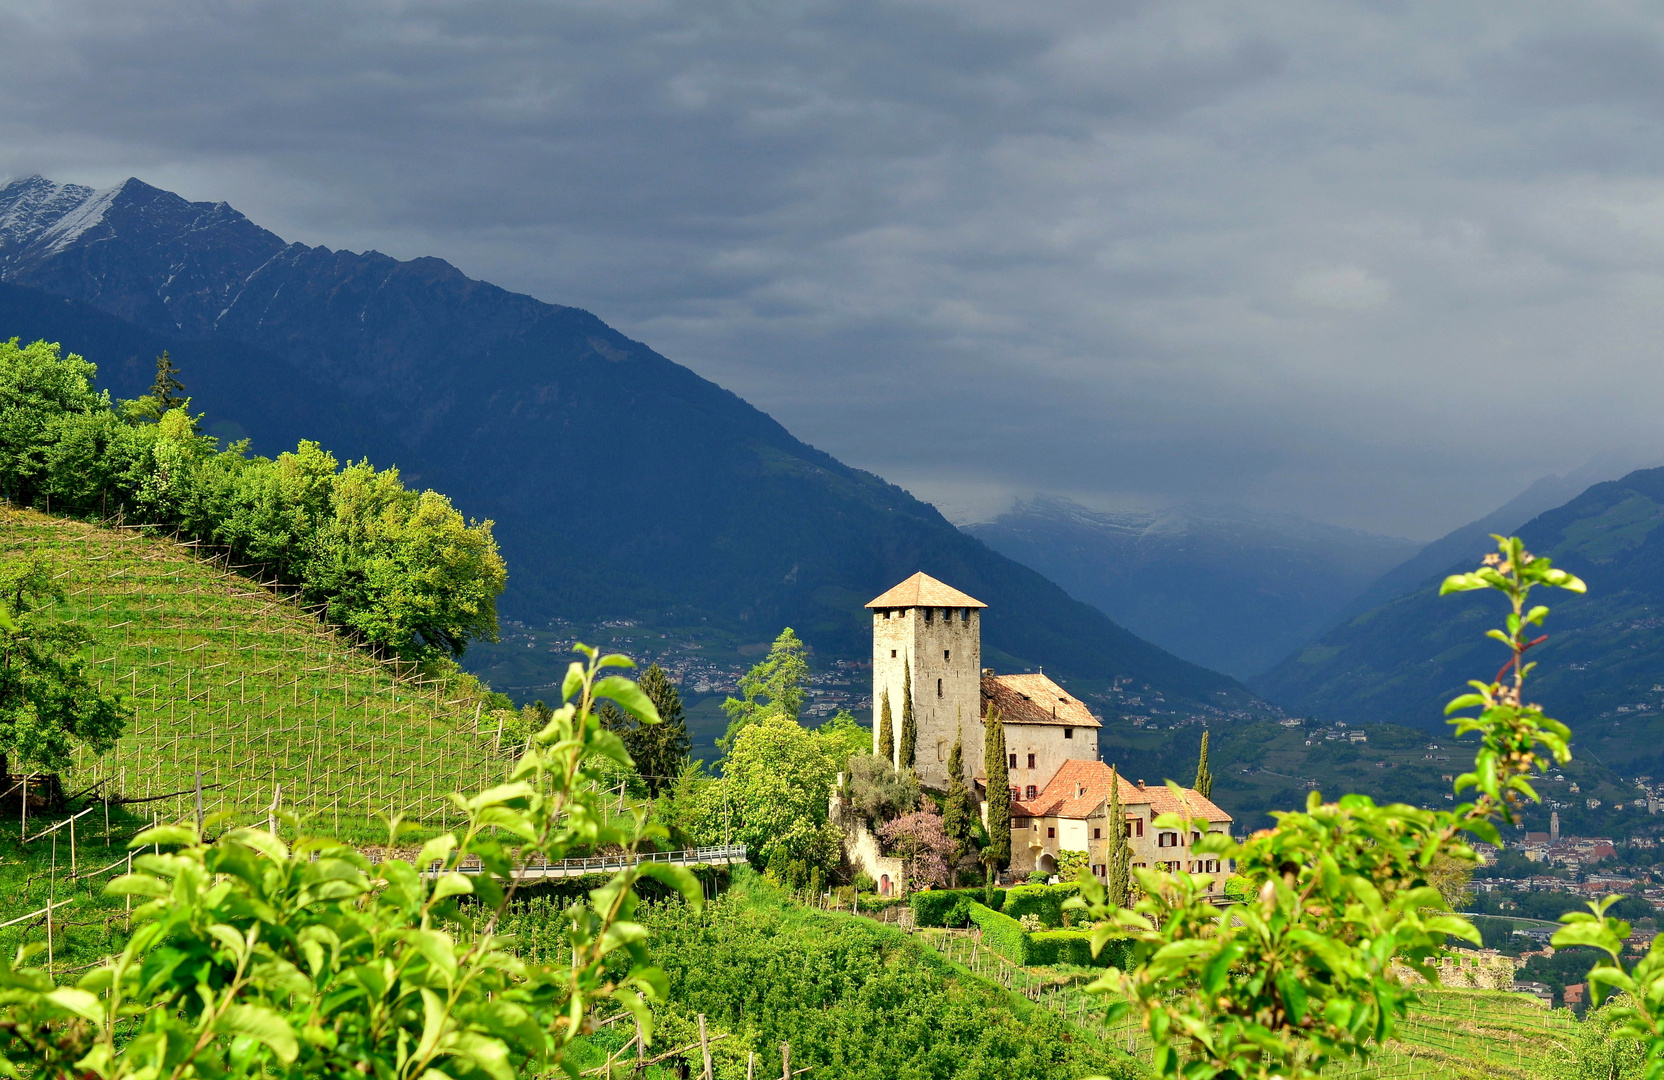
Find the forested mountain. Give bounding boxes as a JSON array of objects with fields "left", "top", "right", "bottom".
[
  {"left": 965, "top": 496, "right": 1420, "bottom": 679},
  {"left": 1256, "top": 467, "right": 1664, "bottom": 770},
  {"left": 1332, "top": 460, "right": 1642, "bottom": 624},
  {"left": 0, "top": 175, "right": 1258, "bottom": 713}
]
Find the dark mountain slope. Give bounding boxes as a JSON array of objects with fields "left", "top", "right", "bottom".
[
  {"left": 966, "top": 496, "right": 1419, "bottom": 679},
  {"left": 1256, "top": 467, "right": 1664, "bottom": 748},
  {"left": 1334, "top": 462, "right": 1641, "bottom": 624},
  {"left": 0, "top": 176, "right": 1254, "bottom": 712}
]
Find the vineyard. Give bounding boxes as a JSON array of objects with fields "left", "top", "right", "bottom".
[{"left": 2, "top": 507, "right": 511, "bottom": 840}]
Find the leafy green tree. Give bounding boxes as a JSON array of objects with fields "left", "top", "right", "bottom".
[
  {"left": 720, "top": 628, "right": 808, "bottom": 752},
  {"left": 0, "top": 644, "right": 699, "bottom": 1080},
  {"left": 942, "top": 719, "right": 979, "bottom": 883},
  {"left": 844, "top": 753, "right": 919, "bottom": 825},
  {"left": 899, "top": 658, "right": 916, "bottom": 771},
  {"left": 1073, "top": 536, "right": 1589, "bottom": 1080},
  {"left": 722, "top": 712, "right": 841, "bottom": 871},
  {"left": 0, "top": 339, "right": 108, "bottom": 506},
  {"left": 0, "top": 555, "right": 129, "bottom": 792},
  {"left": 1105, "top": 765, "right": 1130, "bottom": 909},
  {"left": 1194, "top": 729, "right": 1213, "bottom": 800},
  {"left": 634, "top": 663, "right": 691, "bottom": 797},
  {"left": 876, "top": 689, "right": 893, "bottom": 764},
  {"left": 982, "top": 704, "right": 1010, "bottom": 891},
  {"left": 149, "top": 350, "right": 186, "bottom": 412},
  {"left": 815, "top": 708, "right": 870, "bottom": 767}
]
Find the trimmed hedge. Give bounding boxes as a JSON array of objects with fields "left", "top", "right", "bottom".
[
  {"left": 968, "top": 901, "right": 1031, "bottom": 964},
  {"left": 912, "top": 887, "right": 1008, "bottom": 927},
  {"left": 1002, "top": 882, "right": 1081, "bottom": 929},
  {"left": 1027, "top": 931, "right": 1131, "bottom": 969}
]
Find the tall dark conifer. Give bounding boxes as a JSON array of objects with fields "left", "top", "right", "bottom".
[
  {"left": 150, "top": 351, "right": 186, "bottom": 411},
  {"left": 637, "top": 663, "right": 691, "bottom": 798},
  {"left": 877, "top": 689, "right": 894, "bottom": 765},
  {"left": 942, "top": 714, "right": 977, "bottom": 884},
  {"left": 899, "top": 658, "right": 917, "bottom": 771},
  {"left": 1194, "top": 730, "right": 1214, "bottom": 800},
  {"left": 982, "top": 704, "right": 1010, "bottom": 894},
  {"left": 1106, "top": 765, "right": 1130, "bottom": 909}
]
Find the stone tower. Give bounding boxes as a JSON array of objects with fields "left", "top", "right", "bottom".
[{"left": 866, "top": 572, "right": 986, "bottom": 791}]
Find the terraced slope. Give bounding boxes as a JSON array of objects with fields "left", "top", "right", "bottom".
[{"left": 3, "top": 508, "right": 509, "bottom": 839}]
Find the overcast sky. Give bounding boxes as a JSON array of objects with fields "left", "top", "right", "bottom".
[{"left": 4, "top": 1, "right": 1664, "bottom": 538}]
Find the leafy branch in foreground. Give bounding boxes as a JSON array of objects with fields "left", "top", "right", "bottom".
[
  {"left": 0, "top": 643, "right": 699, "bottom": 1080},
  {"left": 1069, "top": 535, "right": 1584, "bottom": 1080}
]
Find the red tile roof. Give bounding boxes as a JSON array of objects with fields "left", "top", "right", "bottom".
[
  {"left": 982, "top": 673, "right": 1100, "bottom": 728},
  {"left": 866, "top": 572, "right": 987, "bottom": 609},
  {"left": 1010, "top": 759, "right": 1231, "bottom": 823}
]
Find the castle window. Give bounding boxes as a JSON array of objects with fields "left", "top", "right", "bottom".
[
  {"left": 1064, "top": 727, "right": 1073, "bottom": 739},
  {"left": 1009, "top": 753, "right": 1016, "bottom": 770},
  {"left": 1025, "top": 785, "right": 1037, "bottom": 800},
  {"left": 1027, "top": 753, "right": 1036, "bottom": 769},
  {"left": 924, "top": 608, "right": 933, "bottom": 623},
  {"left": 1093, "top": 827, "right": 1101, "bottom": 839},
  {"left": 1047, "top": 826, "right": 1056, "bottom": 839},
  {"left": 961, "top": 607, "right": 970, "bottom": 621},
  {"left": 936, "top": 678, "right": 943, "bottom": 697},
  {"left": 883, "top": 609, "right": 891, "bottom": 619},
  {"left": 1135, "top": 818, "right": 1143, "bottom": 837},
  {"left": 891, "top": 650, "right": 897, "bottom": 658},
  {"left": 943, "top": 649, "right": 950, "bottom": 661},
  {"left": 1010, "top": 786, "right": 1020, "bottom": 799}
]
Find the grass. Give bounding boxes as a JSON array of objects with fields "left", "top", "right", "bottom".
[{"left": 1, "top": 508, "right": 510, "bottom": 838}]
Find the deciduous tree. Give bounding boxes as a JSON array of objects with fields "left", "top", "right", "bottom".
[
  {"left": 0, "top": 555, "right": 128, "bottom": 796},
  {"left": 720, "top": 627, "right": 808, "bottom": 752}
]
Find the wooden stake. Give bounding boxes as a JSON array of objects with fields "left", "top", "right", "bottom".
[
  {"left": 781, "top": 1043, "right": 789, "bottom": 1080},
  {"left": 700, "top": 1014, "right": 712, "bottom": 1080}
]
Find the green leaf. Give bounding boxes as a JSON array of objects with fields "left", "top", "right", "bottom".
[
  {"left": 105, "top": 874, "right": 169, "bottom": 898},
  {"left": 431, "top": 872, "right": 474, "bottom": 901},
  {"left": 129, "top": 825, "right": 196, "bottom": 849},
  {"left": 635, "top": 862, "right": 703, "bottom": 909},
  {"left": 45, "top": 987, "right": 104, "bottom": 1024},
  {"left": 593, "top": 676, "right": 661, "bottom": 726},
  {"left": 561, "top": 661, "right": 585, "bottom": 703},
  {"left": 219, "top": 1004, "right": 298, "bottom": 1064}
]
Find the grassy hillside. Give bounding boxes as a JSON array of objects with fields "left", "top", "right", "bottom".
[{"left": 3, "top": 507, "right": 509, "bottom": 838}]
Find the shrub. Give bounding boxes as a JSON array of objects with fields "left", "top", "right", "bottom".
[
  {"left": 969, "top": 901, "right": 1031, "bottom": 965},
  {"left": 1003, "top": 882, "right": 1081, "bottom": 928},
  {"left": 912, "top": 886, "right": 1008, "bottom": 927},
  {"left": 1028, "top": 931, "right": 1131, "bottom": 969}
]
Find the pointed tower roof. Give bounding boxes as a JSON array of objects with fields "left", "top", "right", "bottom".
[{"left": 865, "top": 572, "right": 987, "bottom": 609}]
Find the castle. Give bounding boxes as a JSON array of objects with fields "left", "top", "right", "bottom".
[{"left": 862, "top": 572, "right": 1231, "bottom": 885}]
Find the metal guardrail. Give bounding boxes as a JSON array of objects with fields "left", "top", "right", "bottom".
[{"left": 452, "top": 844, "right": 748, "bottom": 880}]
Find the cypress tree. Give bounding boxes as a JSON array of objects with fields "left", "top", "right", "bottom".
[
  {"left": 1194, "top": 730, "right": 1214, "bottom": 800},
  {"left": 1106, "top": 765, "right": 1130, "bottom": 910},
  {"left": 637, "top": 663, "right": 691, "bottom": 798},
  {"left": 877, "top": 689, "right": 894, "bottom": 765},
  {"left": 982, "top": 704, "right": 1010, "bottom": 895},
  {"left": 899, "top": 658, "right": 916, "bottom": 770},
  {"left": 943, "top": 713, "right": 977, "bottom": 884}
]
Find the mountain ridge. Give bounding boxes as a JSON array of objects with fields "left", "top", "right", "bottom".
[
  {"left": 965, "top": 495, "right": 1420, "bottom": 680},
  {"left": 0, "top": 175, "right": 1261, "bottom": 718}
]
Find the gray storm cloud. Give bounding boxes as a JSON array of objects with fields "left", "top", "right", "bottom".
[{"left": 0, "top": 0, "right": 1661, "bottom": 537}]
